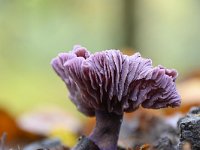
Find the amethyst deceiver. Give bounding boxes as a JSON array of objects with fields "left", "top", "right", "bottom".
[{"left": 51, "top": 45, "right": 181, "bottom": 150}]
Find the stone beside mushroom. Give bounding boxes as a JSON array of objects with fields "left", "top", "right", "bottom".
[{"left": 178, "top": 107, "right": 200, "bottom": 150}]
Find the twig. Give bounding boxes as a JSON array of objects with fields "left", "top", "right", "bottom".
[{"left": 0, "top": 132, "right": 7, "bottom": 150}]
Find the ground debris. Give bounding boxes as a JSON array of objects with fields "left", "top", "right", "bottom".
[
  {"left": 119, "top": 112, "right": 179, "bottom": 149},
  {"left": 23, "top": 138, "right": 70, "bottom": 150},
  {"left": 153, "top": 136, "right": 176, "bottom": 150}
]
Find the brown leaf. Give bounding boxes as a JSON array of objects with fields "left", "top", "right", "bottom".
[{"left": 0, "top": 108, "right": 44, "bottom": 146}]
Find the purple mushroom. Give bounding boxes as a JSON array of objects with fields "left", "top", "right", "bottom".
[{"left": 51, "top": 45, "right": 181, "bottom": 150}]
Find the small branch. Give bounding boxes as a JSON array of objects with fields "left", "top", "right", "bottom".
[{"left": 0, "top": 132, "right": 7, "bottom": 150}]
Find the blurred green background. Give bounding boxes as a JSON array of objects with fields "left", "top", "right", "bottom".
[{"left": 0, "top": 0, "right": 200, "bottom": 116}]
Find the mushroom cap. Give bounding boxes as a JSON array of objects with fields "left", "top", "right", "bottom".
[{"left": 51, "top": 45, "right": 181, "bottom": 116}]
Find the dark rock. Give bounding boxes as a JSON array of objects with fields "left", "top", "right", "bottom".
[
  {"left": 71, "top": 136, "right": 100, "bottom": 150},
  {"left": 72, "top": 136, "right": 126, "bottom": 150},
  {"left": 178, "top": 107, "right": 200, "bottom": 150}
]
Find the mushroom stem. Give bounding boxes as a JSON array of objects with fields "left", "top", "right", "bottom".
[{"left": 89, "top": 110, "right": 123, "bottom": 150}]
